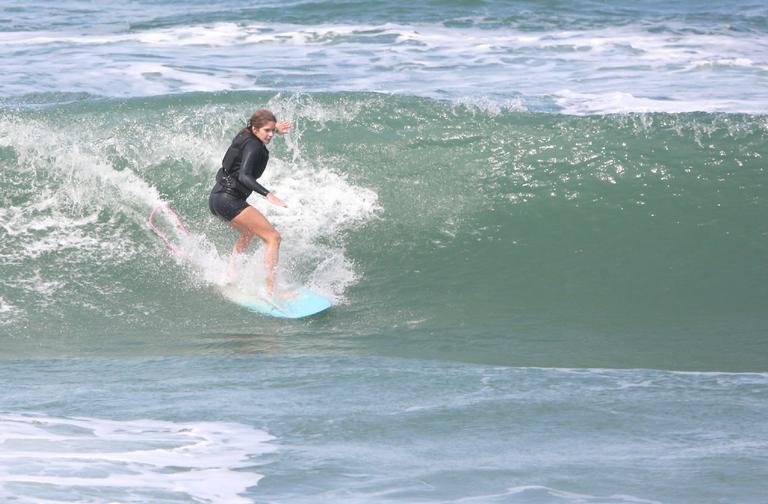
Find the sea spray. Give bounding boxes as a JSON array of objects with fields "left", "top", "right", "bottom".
[{"left": 0, "top": 92, "right": 380, "bottom": 336}]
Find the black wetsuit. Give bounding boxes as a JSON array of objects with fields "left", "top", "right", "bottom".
[{"left": 209, "top": 129, "right": 271, "bottom": 221}]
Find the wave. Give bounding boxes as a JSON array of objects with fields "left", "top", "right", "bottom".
[{"left": 0, "top": 91, "right": 765, "bottom": 369}]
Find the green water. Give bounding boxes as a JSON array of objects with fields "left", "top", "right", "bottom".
[{"left": 1, "top": 93, "right": 765, "bottom": 371}]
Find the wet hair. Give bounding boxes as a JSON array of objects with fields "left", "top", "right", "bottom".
[{"left": 242, "top": 109, "right": 277, "bottom": 134}]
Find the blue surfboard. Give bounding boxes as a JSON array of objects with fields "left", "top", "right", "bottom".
[{"left": 221, "top": 286, "right": 332, "bottom": 319}]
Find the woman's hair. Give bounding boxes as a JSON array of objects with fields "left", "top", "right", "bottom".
[{"left": 243, "top": 109, "right": 277, "bottom": 133}]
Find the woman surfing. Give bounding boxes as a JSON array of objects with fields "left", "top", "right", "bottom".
[{"left": 208, "top": 109, "right": 291, "bottom": 297}]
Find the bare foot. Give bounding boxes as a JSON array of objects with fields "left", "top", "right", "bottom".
[
  {"left": 279, "top": 290, "right": 299, "bottom": 300},
  {"left": 265, "top": 280, "right": 297, "bottom": 301}
]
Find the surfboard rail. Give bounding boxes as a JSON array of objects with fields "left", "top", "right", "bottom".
[{"left": 221, "top": 286, "right": 332, "bottom": 319}]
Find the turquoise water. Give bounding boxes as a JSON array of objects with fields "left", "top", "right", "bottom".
[{"left": 1, "top": 1, "right": 767, "bottom": 502}]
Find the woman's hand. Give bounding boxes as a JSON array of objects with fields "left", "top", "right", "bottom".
[
  {"left": 276, "top": 120, "right": 292, "bottom": 135},
  {"left": 267, "top": 192, "right": 288, "bottom": 208}
]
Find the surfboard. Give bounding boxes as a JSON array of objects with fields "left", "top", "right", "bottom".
[{"left": 220, "top": 285, "right": 332, "bottom": 319}]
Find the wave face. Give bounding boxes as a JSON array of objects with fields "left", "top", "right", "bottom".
[
  {"left": 1, "top": 0, "right": 767, "bottom": 113},
  {"left": 1, "top": 92, "right": 765, "bottom": 370}
]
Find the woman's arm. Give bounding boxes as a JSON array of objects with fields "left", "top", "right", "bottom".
[{"left": 237, "top": 142, "right": 270, "bottom": 197}]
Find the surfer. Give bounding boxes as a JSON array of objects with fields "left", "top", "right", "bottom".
[{"left": 209, "top": 109, "right": 291, "bottom": 296}]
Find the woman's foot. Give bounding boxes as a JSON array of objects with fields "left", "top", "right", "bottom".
[
  {"left": 278, "top": 289, "right": 298, "bottom": 300},
  {"left": 266, "top": 282, "right": 297, "bottom": 300}
]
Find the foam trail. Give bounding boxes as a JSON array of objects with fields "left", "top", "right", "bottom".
[
  {"left": 0, "top": 413, "right": 275, "bottom": 504},
  {"left": 454, "top": 485, "right": 665, "bottom": 503}
]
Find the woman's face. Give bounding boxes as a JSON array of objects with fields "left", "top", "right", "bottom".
[{"left": 253, "top": 121, "right": 277, "bottom": 144}]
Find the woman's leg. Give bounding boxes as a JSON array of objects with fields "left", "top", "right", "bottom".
[{"left": 229, "top": 206, "right": 282, "bottom": 295}]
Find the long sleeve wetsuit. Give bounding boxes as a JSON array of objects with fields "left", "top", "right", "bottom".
[
  {"left": 208, "top": 130, "right": 272, "bottom": 221},
  {"left": 217, "top": 129, "right": 271, "bottom": 198}
]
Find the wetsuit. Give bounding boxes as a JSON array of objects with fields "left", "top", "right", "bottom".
[{"left": 209, "top": 129, "right": 271, "bottom": 221}]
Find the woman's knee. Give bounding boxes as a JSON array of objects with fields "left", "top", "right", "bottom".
[{"left": 263, "top": 229, "right": 281, "bottom": 246}]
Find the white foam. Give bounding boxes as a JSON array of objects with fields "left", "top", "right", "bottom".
[
  {"left": 456, "top": 485, "right": 665, "bottom": 503},
  {"left": 118, "top": 61, "right": 254, "bottom": 94},
  {"left": 257, "top": 95, "right": 380, "bottom": 300},
  {"left": 554, "top": 89, "right": 744, "bottom": 115},
  {"left": 0, "top": 119, "right": 163, "bottom": 269},
  {"left": 0, "top": 298, "right": 21, "bottom": 326},
  {"left": 0, "top": 23, "right": 383, "bottom": 48},
  {"left": 264, "top": 162, "right": 378, "bottom": 301},
  {"left": 0, "top": 119, "right": 164, "bottom": 211},
  {"left": 0, "top": 413, "right": 275, "bottom": 504},
  {"left": 1, "top": 20, "right": 766, "bottom": 113}
]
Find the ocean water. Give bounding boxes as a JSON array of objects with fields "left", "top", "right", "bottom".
[{"left": 1, "top": 1, "right": 767, "bottom": 503}]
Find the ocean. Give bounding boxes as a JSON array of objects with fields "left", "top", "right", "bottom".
[{"left": 1, "top": 1, "right": 766, "bottom": 502}]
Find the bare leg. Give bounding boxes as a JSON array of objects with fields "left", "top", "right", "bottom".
[
  {"left": 224, "top": 232, "right": 252, "bottom": 283},
  {"left": 229, "top": 206, "right": 281, "bottom": 296}
]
